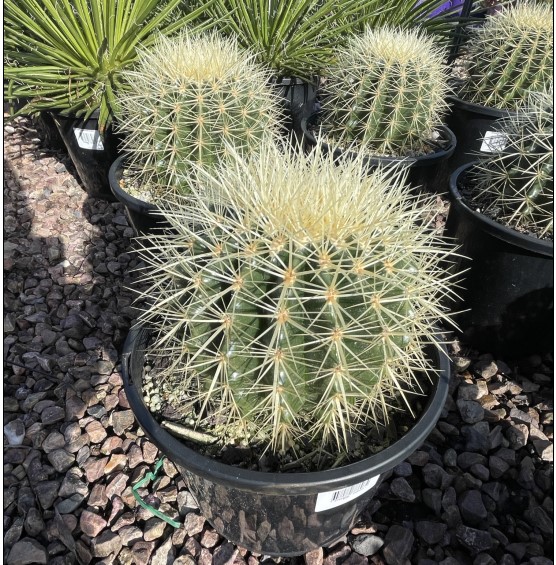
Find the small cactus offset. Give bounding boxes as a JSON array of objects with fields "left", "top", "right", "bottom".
[
  {"left": 473, "top": 88, "right": 554, "bottom": 238},
  {"left": 136, "top": 141, "right": 458, "bottom": 454},
  {"left": 460, "top": 2, "right": 553, "bottom": 110},
  {"left": 115, "top": 31, "right": 282, "bottom": 197},
  {"left": 322, "top": 26, "right": 451, "bottom": 157}
]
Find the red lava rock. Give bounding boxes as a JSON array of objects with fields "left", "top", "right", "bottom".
[
  {"left": 91, "top": 530, "right": 123, "bottom": 558},
  {"left": 118, "top": 389, "right": 130, "bottom": 409},
  {"left": 80, "top": 509, "right": 108, "bottom": 537},
  {"left": 119, "top": 525, "right": 143, "bottom": 546},
  {"left": 85, "top": 420, "right": 107, "bottom": 444},
  {"left": 100, "top": 436, "right": 123, "bottom": 455},
  {"left": 66, "top": 396, "right": 87, "bottom": 420},
  {"left": 198, "top": 548, "right": 213, "bottom": 565},
  {"left": 83, "top": 456, "right": 109, "bottom": 483},
  {"left": 183, "top": 512, "right": 206, "bottom": 536},
  {"left": 104, "top": 453, "right": 127, "bottom": 475},
  {"left": 142, "top": 441, "right": 158, "bottom": 464},
  {"left": 130, "top": 541, "right": 156, "bottom": 565},
  {"left": 305, "top": 547, "right": 324, "bottom": 565},
  {"left": 88, "top": 484, "right": 108, "bottom": 508},
  {"left": 111, "top": 512, "right": 136, "bottom": 532},
  {"left": 105, "top": 472, "right": 129, "bottom": 500},
  {"left": 112, "top": 410, "right": 135, "bottom": 436},
  {"left": 201, "top": 528, "right": 221, "bottom": 548},
  {"left": 107, "top": 496, "right": 125, "bottom": 525}
]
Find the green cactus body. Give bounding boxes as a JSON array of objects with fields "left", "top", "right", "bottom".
[
  {"left": 461, "top": 2, "right": 553, "bottom": 110},
  {"left": 140, "top": 141, "right": 457, "bottom": 452},
  {"left": 473, "top": 88, "right": 553, "bottom": 237},
  {"left": 323, "top": 27, "right": 450, "bottom": 156},
  {"left": 115, "top": 32, "right": 281, "bottom": 199}
]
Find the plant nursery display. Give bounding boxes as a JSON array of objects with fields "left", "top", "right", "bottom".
[
  {"left": 446, "top": 0, "right": 554, "bottom": 167},
  {"left": 445, "top": 87, "right": 554, "bottom": 356},
  {"left": 110, "top": 31, "right": 282, "bottom": 234},
  {"left": 303, "top": 26, "right": 456, "bottom": 191},
  {"left": 121, "top": 139, "right": 458, "bottom": 554},
  {"left": 3, "top": 0, "right": 214, "bottom": 198}
]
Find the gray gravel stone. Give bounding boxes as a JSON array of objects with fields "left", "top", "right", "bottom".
[
  {"left": 415, "top": 521, "right": 447, "bottom": 545},
  {"left": 4, "top": 420, "right": 26, "bottom": 445},
  {"left": 390, "top": 477, "right": 416, "bottom": 502},
  {"left": 351, "top": 534, "right": 384, "bottom": 556},
  {"left": 7, "top": 537, "right": 48, "bottom": 565},
  {"left": 34, "top": 481, "right": 60, "bottom": 510},
  {"left": 47, "top": 449, "right": 75, "bottom": 473},
  {"left": 459, "top": 490, "right": 488, "bottom": 526},
  {"left": 41, "top": 406, "right": 65, "bottom": 425},
  {"left": 457, "top": 400, "right": 485, "bottom": 424},
  {"left": 382, "top": 525, "right": 414, "bottom": 565},
  {"left": 23, "top": 507, "right": 45, "bottom": 537},
  {"left": 456, "top": 525, "right": 493, "bottom": 553}
]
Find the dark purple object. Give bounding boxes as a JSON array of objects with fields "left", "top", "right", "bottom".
[{"left": 417, "top": 0, "right": 465, "bottom": 17}]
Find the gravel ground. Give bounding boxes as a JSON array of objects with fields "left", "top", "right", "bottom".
[{"left": 3, "top": 116, "right": 554, "bottom": 565}]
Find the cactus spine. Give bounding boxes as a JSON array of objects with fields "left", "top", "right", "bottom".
[
  {"left": 322, "top": 26, "right": 451, "bottom": 157},
  {"left": 460, "top": 2, "right": 553, "bottom": 110},
  {"left": 136, "top": 141, "right": 458, "bottom": 454},
  {"left": 115, "top": 31, "right": 282, "bottom": 197},
  {"left": 473, "top": 88, "right": 553, "bottom": 238}
]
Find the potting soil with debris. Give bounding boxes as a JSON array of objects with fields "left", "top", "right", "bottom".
[{"left": 4, "top": 116, "right": 554, "bottom": 565}]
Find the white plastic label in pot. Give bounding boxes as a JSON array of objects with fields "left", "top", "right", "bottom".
[
  {"left": 480, "top": 131, "right": 507, "bottom": 153},
  {"left": 74, "top": 128, "right": 105, "bottom": 150},
  {"left": 315, "top": 475, "right": 380, "bottom": 512}
]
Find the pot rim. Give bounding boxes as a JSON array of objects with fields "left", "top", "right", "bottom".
[
  {"left": 122, "top": 324, "right": 451, "bottom": 494},
  {"left": 446, "top": 95, "right": 516, "bottom": 119},
  {"left": 449, "top": 162, "right": 554, "bottom": 257},
  {"left": 301, "top": 113, "right": 457, "bottom": 168},
  {"left": 108, "top": 154, "right": 160, "bottom": 215}
]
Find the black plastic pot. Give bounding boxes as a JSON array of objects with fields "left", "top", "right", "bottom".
[
  {"left": 52, "top": 111, "right": 121, "bottom": 201},
  {"left": 108, "top": 155, "right": 171, "bottom": 236},
  {"left": 122, "top": 324, "right": 451, "bottom": 557},
  {"left": 445, "top": 163, "right": 554, "bottom": 357},
  {"left": 34, "top": 112, "right": 67, "bottom": 152},
  {"left": 301, "top": 114, "right": 456, "bottom": 193},
  {"left": 444, "top": 95, "right": 515, "bottom": 171},
  {"left": 271, "top": 77, "right": 319, "bottom": 142}
]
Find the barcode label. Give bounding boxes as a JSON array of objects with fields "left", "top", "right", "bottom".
[
  {"left": 314, "top": 475, "right": 380, "bottom": 512},
  {"left": 74, "top": 128, "right": 104, "bottom": 150},
  {"left": 480, "top": 130, "right": 507, "bottom": 153}
]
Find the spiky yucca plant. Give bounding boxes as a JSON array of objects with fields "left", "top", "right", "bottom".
[
  {"left": 115, "top": 31, "right": 282, "bottom": 197},
  {"left": 135, "top": 140, "right": 458, "bottom": 454},
  {"left": 459, "top": 2, "right": 553, "bottom": 110},
  {"left": 472, "top": 88, "right": 553, "bottom": 238},
  {"left": 322, "top": 26, "right": 451, "bottom": 157}
]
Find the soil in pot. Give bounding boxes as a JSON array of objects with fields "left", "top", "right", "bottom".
[{"left": 108, "top": 155, "right": 173, "bottom": 236}]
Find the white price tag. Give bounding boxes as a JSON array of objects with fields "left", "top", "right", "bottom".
[
  {"left": 315, "top": 475, "right": 380, "bottom": 513},
  {"left": 480, "top": 130, "right": 507, "bottom": 153},
  {"left": 74, "top": 127, "right": 105, "bottom": 150}
]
